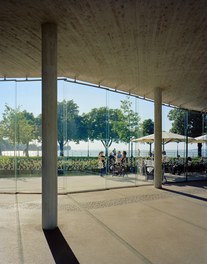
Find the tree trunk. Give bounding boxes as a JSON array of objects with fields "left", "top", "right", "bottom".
[
  {"left": 198, "top": 143, "right": 202, "bottom": 157},
  {"left": 59, "top": 141, "right": 64, "bottom": 156},
  {"left": 24, "top": 143, "right": 29, "bottom": 157}
]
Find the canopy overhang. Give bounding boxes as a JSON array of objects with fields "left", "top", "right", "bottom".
[{"left": 0, "top": 0, "right": 207, "bottom": 112}]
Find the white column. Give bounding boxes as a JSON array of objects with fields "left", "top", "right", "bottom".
[
  {"left": 42, "top": 23, "right": 57, "bottom": 229},
  {"left": 154, "top": 87, "right": 162, "bottom": 188}
]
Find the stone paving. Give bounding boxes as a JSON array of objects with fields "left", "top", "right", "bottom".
[{"left": 0, "top": 181, "right": 207, "bottom": 264}]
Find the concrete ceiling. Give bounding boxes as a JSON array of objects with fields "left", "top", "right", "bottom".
[{"left": 0, "top": 0, "right": 207, "bottom": 112}]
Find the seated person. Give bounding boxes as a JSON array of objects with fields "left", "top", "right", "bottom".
[
  {"left": 113, "top": 151, "right": 127, "bottom": 176},
  {"left": 162, "top": 151, "right": 167, "bottom": 163},
  {"left": 172, "top": 155, "right": 184, "bottom": 175},
  {"left": 121, "top": 151, "right": 127, "bottom": 166},
  {"left": 109, "top": 152, "right": 115, "bottom": 170},
  {"left": 187, "top": 156, "right": 192, "bottom": 165},
  {"left": 186, "top": 156, "right": 193, "bottom": 172},
  {"left": 116, "top": 151, "right": 122, "bottom": 164},
  {"left": 98, "top": 151, "right": 105, "bottom": 176},
  {"left": 198, "top": 156, "right": 205, "bottom": 172}
]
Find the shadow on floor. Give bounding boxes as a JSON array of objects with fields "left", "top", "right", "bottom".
[
  {"left": 162, "top": 180, "right": 207, "bottom": 202},
  {"left": 164, "top": 179, "right": 207, "bottom": 188},
  {"left": 43, "top": 227, "right": 79, "bottom": 264}
]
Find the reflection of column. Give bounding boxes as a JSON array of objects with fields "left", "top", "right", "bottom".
[
  {"left": 154, "top": 87, "right": 162, "bottom": 188},
  {"left": 42, "top": 23, "right": 57, "bottom": 229}
]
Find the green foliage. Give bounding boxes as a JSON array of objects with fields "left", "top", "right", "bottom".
[
  {"left": 0, "top": 156, "right": 15, "bottom": 170},
  {"left": 58, "top": 157, "right": 99, "bottom": 172},
  {"left": 141, "top": 119, "right": 154, "bottom": 136},
  {"left": 168, "top": 108, "right": 203, "bottom": 137},
  {"left": 57, "top": 100, "right": 87, "bottom": 156},
  {"left": 83, "top": 107, "right": 123, "bottom": 148},
  {"left": 0, "top": 156, "right": 101, "bottom": 177},
  {"left": 119, "top": 97, "right": 141, "bottom": 141},
  {"left": 84, "top": 97, "right": 141, "bottom": 151},
  {"left": 168, "top": 108, "right": 204, "bottom": 157},
  {"left": 0, "top": 105, "right": 38, "bottom": 156},
  {"left": 35, "top": 114, "right": 42, "bottom": 142},
  {"left": 168, "top": 109, "right": 185, "bottom": 135},
  {"left": 140, "top": 118, "right": 154, "bottom": 156}
]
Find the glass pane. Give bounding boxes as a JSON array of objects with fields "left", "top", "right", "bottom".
[
  {"left": 185, "top": 110, "right": 207, "bottom": 181},
  {"left": 58, "top": 80, "right": 107, "bottom": 193},
  {"left": 15, "top": 80, "right": 42, "bottom": 192},
  {"left": 161, "top": 108, "right": 207, "bottom": 183},
  {"left": 105, "top": 93, "right": 137, "bottom": 188},
  {"left": 0, "top": 81, "right": 16, "bottom": 192},
  {"left": 160, "top": 107, "right": 187, "bottom": 183},
  {"left": 135, "top": 99, "right": 154, "bottom": 184}
]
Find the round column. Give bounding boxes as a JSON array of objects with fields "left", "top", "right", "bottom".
[
  {"left": 154, "top": 87, "right": 162, "bottom": 188},
  {"left": 42, "top": 23, "right": 58, "bottom": 229}
]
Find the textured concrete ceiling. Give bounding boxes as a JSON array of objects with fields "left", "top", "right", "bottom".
[{"left": 0, "top": 0, "right": 207, "bottom": 112}]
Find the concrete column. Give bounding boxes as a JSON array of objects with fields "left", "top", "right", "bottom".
[
  {"left": 154, "top": 87, "right": 162, "bottom": 188},
  {"left": 42, "top": 23, "right": 57, "bottom": 229}
]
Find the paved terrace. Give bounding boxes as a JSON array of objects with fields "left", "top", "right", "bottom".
[{"left": 0, "top": 181, "right": 207, "bottom": 264}]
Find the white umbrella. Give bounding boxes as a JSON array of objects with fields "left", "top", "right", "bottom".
[
  {"left": 132, "top": 131, "right": 195, "bottom": 155},
  {"left": 132, "top": 131, "right": 194, "bottom": 144},
  {"left": 194, "top": 134, "right": 207, "bottom": 143}
]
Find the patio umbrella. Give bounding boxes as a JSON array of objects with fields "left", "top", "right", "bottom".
[
  {"left": 132, "top": 131, "right": 194, "bottom": 144},
  {"left": 132, "top": 131, "right": 195, "bottom": 154},
  {"left": 194, "top": 134, "right": 207, "bottom": 143}
]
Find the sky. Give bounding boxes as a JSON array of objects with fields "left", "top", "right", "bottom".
[
  {"left": 0, "top": 79, "right": 172, "bottom": 126},
  {"left": 0, "top": 78, "right": 199, "bottom": 154}
]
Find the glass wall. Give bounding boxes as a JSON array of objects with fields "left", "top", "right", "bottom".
[
  {"left": 57, "top": 80, "right": 108, "bottom": 192},
  {"left": 0, "top": 81, "right": 16, "bottom": 192},
  {"left": 58, "top": 80, "right": 157, "bottom": 192},
  {"left": 161, "top": 108, "right": 207, "bottom": 183},
  {"left": 105, "top": 92, "right": 137, "bottom": 189},
  {"left": 0, "top": 79, "right": 206, "bottom": 194},
  {"left": 0, "top": 80, "right": 42, "bottom": 193}
]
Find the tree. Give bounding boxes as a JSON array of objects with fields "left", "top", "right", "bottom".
[
  {"left": 83, "top": 107, "right": 124, "bottom": 155},
  {"left": 34, "top": 114, "right": 42, "bottom": 143},
  {"left": 0, "top": 126, "right": 3, "bottom": 155},
  {"left": 0, "top": 105, "right": 37, "bottom": 156},
  {"left": 168, "top": 109, "right": 186, "bottom": 135},
  {"left": 118, "top": 97, "right": 141, "bottom": 164},
  {"left": 117, "top": 97, "right": 141, "bottom": 143},
  {"left": 141, "top": 119, "right": 154, "bottom": 135},
  {"left": 168, "top": 108, "right": 203, "bottom": 156},
  {"left": 57, "top": 100, "right": 87, "bottom": 156},
  {"left": 141, "top": 119, "right": 154, "bottom": 156},
  {"left": 84, "top": 97, "right": 141, "bottom": 155}
]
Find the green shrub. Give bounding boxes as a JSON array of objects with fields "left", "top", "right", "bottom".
[{"left": 0, "top": 156, "right": 100, "bottom": 176}]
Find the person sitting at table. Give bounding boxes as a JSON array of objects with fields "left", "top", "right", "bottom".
[
  {"left": 116, "top": 151, "right": 122, "bottom": 164},
  {"left": 109, "top": 152, "right": 116, "bottom": 171},
  {"left": 121, "top": 151, "right": 127, "bottom": 166},
  {"left": 172, "top": 155, "right": 184, "bottom": 175},
  {"left": 98, "top": 151, "right": 105, "bottom": 176},
  {"left": 198, "top": 156, "right": 205, "bottom": 172},
  {"left": 120, "top": 150, "right": 128, "bottom": 175}
]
